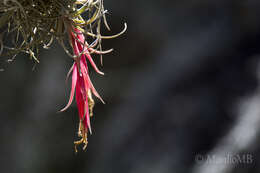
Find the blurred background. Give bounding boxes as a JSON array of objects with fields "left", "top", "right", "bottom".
[{"left": 1, "top": 0, "right": 260, "bottom": 173}]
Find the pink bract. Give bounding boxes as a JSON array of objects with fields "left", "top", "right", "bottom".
[{"left": 60, "top": 27, "right": 104, "bottom": 152}]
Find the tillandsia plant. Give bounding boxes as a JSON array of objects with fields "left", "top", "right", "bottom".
[{"left": 0, "top": 0, "right": 126, "bottom": 152}]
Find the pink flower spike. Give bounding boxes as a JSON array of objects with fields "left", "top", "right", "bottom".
[{"left": 62, "top": 26, "right": 107, "bottom": 152}]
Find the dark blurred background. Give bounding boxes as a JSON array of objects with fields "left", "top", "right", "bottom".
[{"left": 1, "top": 1, "right": 260, "bottom": 173}]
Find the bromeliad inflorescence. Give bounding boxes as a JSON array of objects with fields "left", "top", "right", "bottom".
[{"left": 0, "top": 0, "right": 126, "bottom": 152}]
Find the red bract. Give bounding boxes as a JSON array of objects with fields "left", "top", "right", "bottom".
[{"left": 60, "top": 27, "right": 104, "bottom": 152}]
